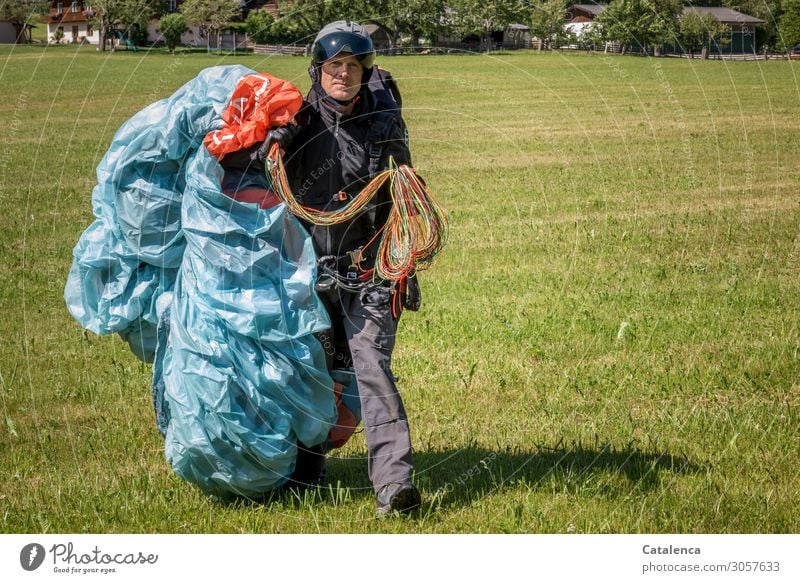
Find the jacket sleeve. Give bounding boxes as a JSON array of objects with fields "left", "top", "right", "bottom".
[
  {"left": 371, "top": 113, "right": 419, "bottom": 233},
  {"left": 383, "top": 115, "right": 413, "bottom": 167}
]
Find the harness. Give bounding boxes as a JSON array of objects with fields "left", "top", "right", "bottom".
[
  {"left": 314, "top": 249, "right": 418, "bottom": 319},
  {"left": 315, "top": 247, "right": 376, "bottom": 293}
]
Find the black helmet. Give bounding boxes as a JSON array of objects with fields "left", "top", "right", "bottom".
[{"left": 311, "top": 20, "right": 375, "bottom": 70}]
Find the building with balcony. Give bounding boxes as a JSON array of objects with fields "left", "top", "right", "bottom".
[{"left": 45, "top": 1, "right": 99, "bottom": 44}]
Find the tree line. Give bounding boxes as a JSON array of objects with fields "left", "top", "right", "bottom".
[
  {"left": 583, "top": 0, "right": 800, "bottom": 55},
  {"left": 167, "top": 0, "right": 800, "bottom": 55},
  {"left": 6, "top": 0, "right": 800, "bottom": 54}
]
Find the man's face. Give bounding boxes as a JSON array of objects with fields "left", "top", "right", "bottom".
[{"left": 320, "top": 53, "right": 363, "bottom": 102}]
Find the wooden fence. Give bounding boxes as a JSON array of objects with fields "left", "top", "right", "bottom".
[{"left": 252, "top": 44, "right": 307, "bottom": 56}]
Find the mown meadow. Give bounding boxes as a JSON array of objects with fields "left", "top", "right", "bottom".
[{"left": 0, "top": 44, "right": 798, "bottom": 532}]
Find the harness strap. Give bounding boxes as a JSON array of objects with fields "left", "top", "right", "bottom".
[
  {"left": 365, "top": 111, "right": 396, "bottom": 234},
  {"left": 366, "top": 111, "right": 396, "bottom": 178}
]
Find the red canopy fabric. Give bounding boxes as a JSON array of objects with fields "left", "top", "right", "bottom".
[{"left": 204, "top": 73, "right": 303, "bottom": 160}]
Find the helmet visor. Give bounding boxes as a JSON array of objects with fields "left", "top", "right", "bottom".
[{"left": 312, "top": 31, "right": 375, "bottom": 68}]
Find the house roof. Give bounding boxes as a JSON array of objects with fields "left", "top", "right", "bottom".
[
  {"left": 570, "top": 4, "right": 605, "bottom": 16},
  {"left": 681, "top": 6, "right": 765, "bottom": 25},
  {"left": 567, "top": 4, "right": 764, "bottom": 25},
  {"left": 364, "top": 23, "right": 389, "bottom": 35},
  {"left": 0, "top": 19, "right": 36, "bottom": 26}
]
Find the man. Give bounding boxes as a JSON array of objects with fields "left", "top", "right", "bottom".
[{"left": 268, "top": 20, "right": 421, "bottom": 515}]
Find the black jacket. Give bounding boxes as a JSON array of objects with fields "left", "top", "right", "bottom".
[{"left": 283, "top": 81, "right": 411, "bottom": 261}]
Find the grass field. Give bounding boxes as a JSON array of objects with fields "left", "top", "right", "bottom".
[{"left": 1, "top": 44, "right": 798, "bottom": 533}]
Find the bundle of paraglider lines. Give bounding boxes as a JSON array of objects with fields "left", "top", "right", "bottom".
[{"left": 266, "top": 142, "right": 448, "bottom": 281}]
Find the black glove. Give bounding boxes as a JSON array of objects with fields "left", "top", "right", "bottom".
[
  {"left": 403, "top": 274, "right": 422, "bottom": 311},
  {"left": 253, "top": 124, "right": 301, "bottom": 161}
]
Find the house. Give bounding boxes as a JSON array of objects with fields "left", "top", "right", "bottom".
[
  {"left": 565, "top": 3, "right": 603, "bottom": 40},
  {"left": 147, "top": 1, "right": 280, "bottom": 48},
  {"left": 145, "top": 2, "right": 205, "bottom": 49},
  {"left": 437, "top": 23, "right": 532, "bottom": 51},
  {"left": 505, "top": 23, "right": 532, "bottom": 49},
  {"left": 364, "top": 23, "right": 392, "bottom": 51},
  {"left": 0, "top": 21, "right": 16, "bottom": 43},
  {"left": 565, "top": 3, "right": 765, "bottom": 54},
  {"left": 680, "top": 6, "right": 764, "bottom": 53},
  {"left": 44, "top": 0, "right": 206, "bottom": 47},
  {"left": 566, "top": 4, "right": 604, "bottom": 25},
  {"left": 45, "top": 1, "right": 99, "bottom": 44},
  {"left": 244, "top": 1, "right": 281, "bottom": 15},
  {"left": 0, "top": 19, "right": 37, "bottom": 44}
]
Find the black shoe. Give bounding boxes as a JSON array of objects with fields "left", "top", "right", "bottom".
[
  {"left": 285, "top": 442, "right": 326, "bottom": 490},
  {"left": 376, "top": 483, "right": 421, "bottom": 516}
]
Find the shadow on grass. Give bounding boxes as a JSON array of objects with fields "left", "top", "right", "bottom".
[
  {"left": 321, "top": 440, "right": 702, "bottom": 510},
  {"left": 216, "top": 441, "right": 701, "bottom": 512},
  {"left": 414, "top": 442, "right": 701, "bottom": 507}
]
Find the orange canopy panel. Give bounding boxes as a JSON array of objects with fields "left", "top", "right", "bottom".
[{"left": 204, "top": 73, "right": 303, "bottom": 160}]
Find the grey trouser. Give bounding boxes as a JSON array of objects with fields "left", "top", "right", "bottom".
[{"left": 318, "top": 283, "right": 414, "bottom": 493}]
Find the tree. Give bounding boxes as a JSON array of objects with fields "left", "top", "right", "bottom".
[
  {"left": 245, "top": 9, "right": 272, "bottom": 44},
  {"left": 159, "top": 12, "right": 187, "bottom": 53},
  {"left": 596, "top": 0, "right": 647, "bottom": 53},
  {"left": 529, "top": 0, "right": 568, "bottom": 50},
  {"left": 449, "top": 0, "right": 526, "bottom": 51},
  {"left": 87, "top": 0, "right": 117, "bottom": 51},
  {"left": 246, "top": 8, "right": 298, "bottom": 45},
  {"left": 117, "top": 0, "right": 160, "bottom": 47},
  {"left": 779, "top": 0, "right": 800, "bottom": 50},
  {"left": 273, "top": 0, "right": 348, "bottom": 44},
  {"left": 266, "top": 0, "right": 443, "bottom": 50},
  {"left": 678, "top": 10, "right": 730, "bottom": 58},
  {"left": 596, "top": 0, "right": 681, "bottom": 54},
  {"left": 86, "top": 0, "right": 162, "bottom": 51},
  {"left": 648, "top": 0, "right": 682, "bottom": 52},
  {"left": 0, "top": 0, "right": 49, "bottom": 22},
  {"left": 266, "top": 0, "right": 444, "bottom": 50},
  {"left": 267, "top": 15, "right": 298, "bottom": 45},
  {"left": 579, "top": 20, "right": 604, "bottom": 50},
  {"left": 384, "top": 0, "right": 447, "bottom": 47},
  {"left": 181, "top": 0, "right": 241, "bottom": 50},
  {"left": 0, "top": 0, "right": 48, "bottom": 42}
]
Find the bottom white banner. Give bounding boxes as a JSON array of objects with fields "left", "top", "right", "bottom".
[{"left": 1, "top": 534, "right": 797, "bottom": 582}]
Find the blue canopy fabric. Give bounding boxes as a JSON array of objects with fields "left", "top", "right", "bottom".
[{"left": 65, "top": 66, "right": 346, "bottom": 498}]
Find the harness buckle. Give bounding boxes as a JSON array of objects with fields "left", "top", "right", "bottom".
[
  {"left": 346, "top": 247, "right": 362, "bottom": 280},
  {"left": 346, "top": 247, "right": 363, "bottom": 268}
]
